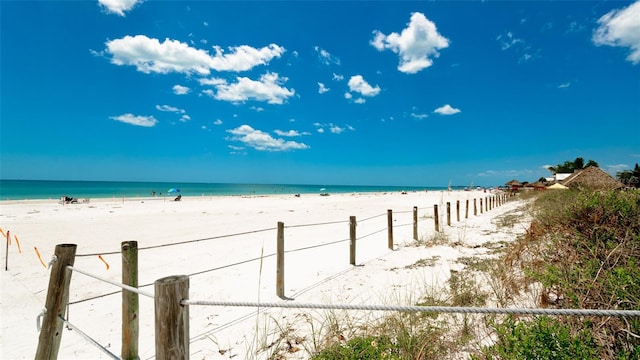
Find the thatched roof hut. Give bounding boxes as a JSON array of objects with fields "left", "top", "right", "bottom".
[
  {"left": 528, "top": 181, "right": 547, "bottom": 190},
  {"left": 561, "top": 166, "right": 624, "bottom": 190},
  {"left": 505, "top": 180, "right": 522, "bottom": 186},
  {"left": 505, "top": 179, "right": 522, "bottom": 191}
]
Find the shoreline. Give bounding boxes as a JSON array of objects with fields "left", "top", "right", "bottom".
[
  {"left": 0, "top": 179, "right": 487, "bottom": 201},
  {"left": 0, "top": 188, "right": 494, "bottom": 204}
]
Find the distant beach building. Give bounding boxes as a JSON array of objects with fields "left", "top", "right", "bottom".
[
  {"left": 505, "top": 179, "right": 522, "bottom": 192},
  {"left": 546, "top": 173, "right": 573, "bottom": 183},
  {"left": 526, "top": 180, "right": 547, "bottom": 191}
]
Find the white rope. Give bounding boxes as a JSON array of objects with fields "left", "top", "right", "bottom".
[
  {"left": 181, "top": 300, "right": 640, "bottom": 317},
  {"left": 67, "top": 265, "right": 153, "bottom": 298},
  {"left": 36, "top": 308, "right": 46, "bottom": 331},
  {"left": 47, "top": 255, "right": 57, "bottom": 269},
  {"left": 58, "top": 315, "right": 120, "bottom": 360}
]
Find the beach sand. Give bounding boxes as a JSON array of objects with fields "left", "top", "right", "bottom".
[{"left": 1, "top": 190, "right": 531, "bottom": 359}]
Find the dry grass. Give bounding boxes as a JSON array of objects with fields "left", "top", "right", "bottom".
[{"left": 253, "top": 189, "right": 640, "bottom": 359}]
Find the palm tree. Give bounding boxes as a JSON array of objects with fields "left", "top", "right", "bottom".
[
  {"left": 547, "top": 157, "right": 599, "bottom": 174},
  {"left": 617, "top": 163, "right": 640, "bottom": 187}
]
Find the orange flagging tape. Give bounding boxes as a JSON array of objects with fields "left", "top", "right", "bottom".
[
  {"left": 15, "top": 235, "right": 22, "bottom": 254},
  {"left": 0, "top": 228, "right": 5, "bottom": 238},
  {"left": 6, "top": 230, "right": 10, "bottom": 246},
  {"left": 98, "top": 255, "right": 110, "bottom": 271},
  {"left": 34, "top": 247, "right": 47, "bottom": 268}
]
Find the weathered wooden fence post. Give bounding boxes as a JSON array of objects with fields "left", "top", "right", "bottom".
[
  {"left": 122, "top": 241, "right": 139, "bottom": 360},
  {"left": 465, "top": 199, "right": 469, "bottom": 219},
  {"left": 277, "top": 222, "right": 285, "bottom": 298},
  {"left": 434, "top": 205, "right": 439, "bottom": 232},
  {"left": 446, "top": 202, "right": 451, "bottom": 226},
  {"left": 456, "top": 200, "right": 460, "bottom": 222},
  {"left": 35, "top": 244, "right": 77, "bottom": 360},
  {"left": 155, "top": 275, "right": 189, "bottom": 360},
  {"left": 413, "top": 206, "right": 418, "bottom": 240},
  {"left": 387, "top": 210, "right": 393, "bottom": 250},
  {"left": 474, "top": 199, "right": 477, "bottom": 216},
  {"left": 480, "top": 198, "right": 483, "bottom": 214},
  {"left": 349, "top": 216, "right": 356, "bottom": 265}
]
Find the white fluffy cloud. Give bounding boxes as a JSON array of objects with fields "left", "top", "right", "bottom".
[
  {"left": 593, "top": 1, "right": 640, "bottom": 64},
  {"left": 314, "top": 123, "right": 354, "bottom": 134},
  {"left": 433, "top": 104, "right": 461, "bottom": 115},
  {"left": 274, "top": 129, "right": 309, "bottom": 137},
  {"left": 156, "top": 105, "right": 185, "bottom": 114},
  {"left": 203, "top": 72, "right": 295, "bottom": 104},
  {"left": 371, "top": 12, "right": 450, "bottom": 73},
  {"left": 105, "top": 35, "right": 285, "bottom": 75},
  {"left": 172, "top": 85, "right": 190, "bottom": 95},
  {"left": 209, "top": 44, "right": 286, "bottom": 71},
  {"left": 226, "top": 125, "right": 309, "bottom": 151},
  {"left": 318, "top": 82, "right": 330, "bottom": 94},
  {"left": 347, "top": 75, "right": 380, "bottom": 97},
  {"left": 98, "top": 0, "right": 141, "bottom": 16},
  {"left": 314, "top": 46, "right": 340, "bottom": 66},
  {"left": 110, "top": 113, "right": 158, "bottom": 127}
]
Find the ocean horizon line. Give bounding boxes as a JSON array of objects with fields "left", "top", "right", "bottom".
[{"left": 0, "top": 179, "right": 477, "bottom": 201}]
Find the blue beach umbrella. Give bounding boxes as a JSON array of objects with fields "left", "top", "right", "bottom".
[{"left": 168, "top": 188, "right": 180, "bottom": 194}]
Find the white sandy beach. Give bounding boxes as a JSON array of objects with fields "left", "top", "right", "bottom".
[{"left": 1, "top": 190, "right": 531, "bottom": 359}]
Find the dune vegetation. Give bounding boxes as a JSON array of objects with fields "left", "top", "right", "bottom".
[{"left": 311, "top": 189, "right": 640, "bottom": 360}]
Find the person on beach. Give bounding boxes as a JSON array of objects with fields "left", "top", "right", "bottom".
[{"left": 62, "top": 196, "right": 77, "bottom": 204}]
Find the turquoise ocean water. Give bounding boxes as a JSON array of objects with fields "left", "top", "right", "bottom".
[{"left": 0, "top": 179, "right": 458, "bottom": 200}]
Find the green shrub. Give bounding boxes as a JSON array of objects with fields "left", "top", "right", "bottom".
[
  {"left": 475, "top": 316, "right": 600, "bottom": 359},
  {"left": 312, "top": 335, "right": 401, "bottom": 360},
  {"left": 502, "top": 189, "right": 640, "bottom": 358}
]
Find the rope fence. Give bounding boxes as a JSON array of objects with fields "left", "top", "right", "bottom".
[
  {"left": 75, "top": 226, "right": 279, "bottom": 257},
  {"left": 58, "top": 315, "right": 120, "bottom": 360},
  {"left": 285, "top": 219, "right": 349, "bottom": 229},
  {"left": 52, "top": 193, "right": 511, "bottom": 310},
  {"left": 284, "top": 237, "right": 350, "bottom": 254},
  {"left": 68, "top": 265, "right": 153, "bottom": 298},
  {"left": 32, "top": 192, "right": 526, "bottom": 359},
  {"left": 182, "top": 299, "right": 640, "bottom": 317}
]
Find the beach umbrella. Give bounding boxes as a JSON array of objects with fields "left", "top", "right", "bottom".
[{"left": 168, "top": 188, "right": 181, "bottom": 194}]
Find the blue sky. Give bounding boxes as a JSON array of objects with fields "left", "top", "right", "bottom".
[{"left": 1, "top": 0, "right": 639, "bottom": 187}]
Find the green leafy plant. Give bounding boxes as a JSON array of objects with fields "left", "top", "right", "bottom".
[
  {"left": 312, "top": 335, "right": 401, "bottom": 359},
  {"left": 475, "top": 316, "right": 600, "bottom": 359}
]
